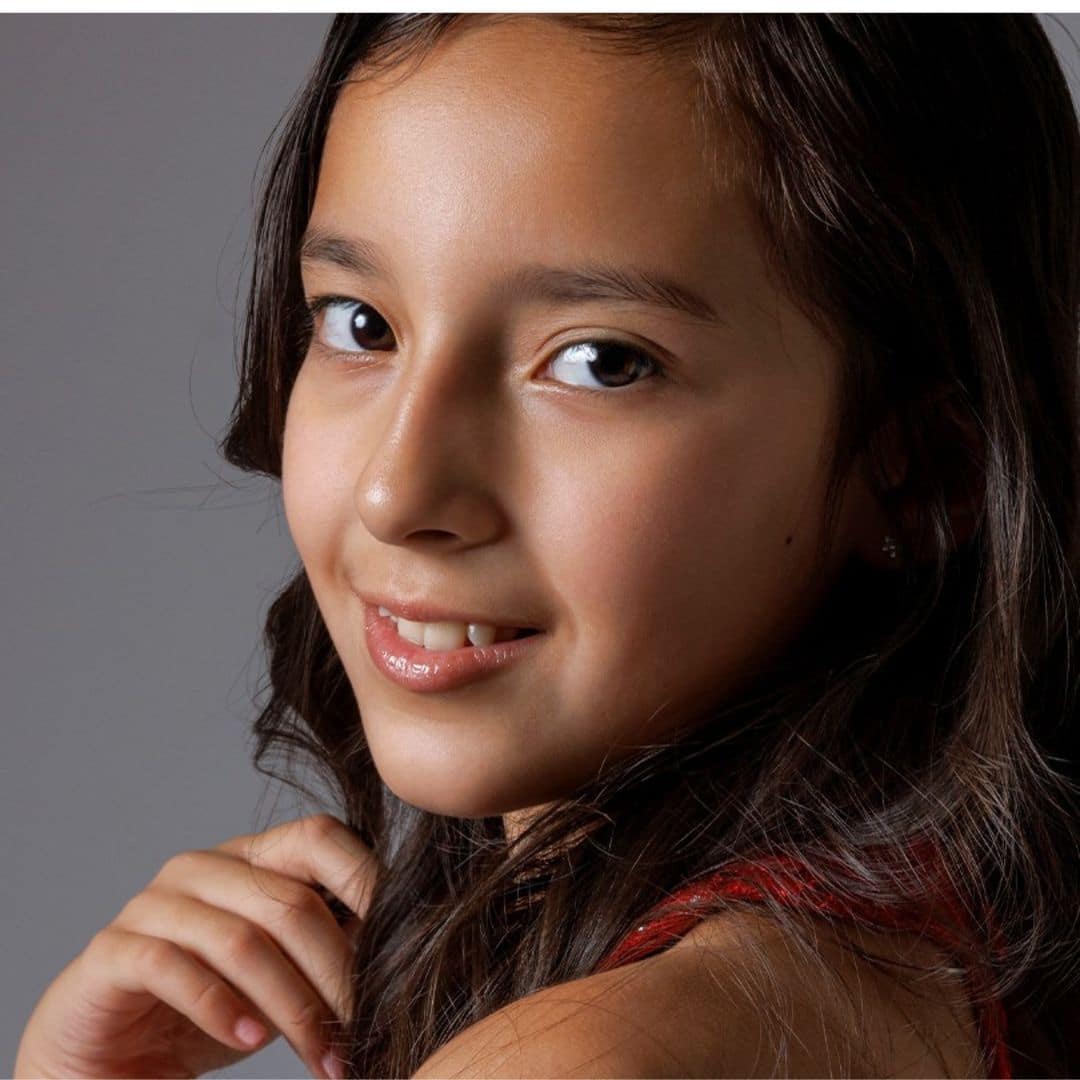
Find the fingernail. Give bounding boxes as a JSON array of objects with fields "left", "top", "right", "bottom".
[
  {"left": 234, "top": 1015, "right": 267, "bottom": 1047},
  {"left": 322, "top": 1050, "right": 345, "bottom": 1079}
]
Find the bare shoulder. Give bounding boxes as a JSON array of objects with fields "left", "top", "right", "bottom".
[
  {"left": 409, "top": 939, "right": 705, "bottom": 1079},
  {"left": 663, "top": 907, "right": 986, "bottom": 1078},
  {"left": 411, "top": 909, "right": 986, "bottom": 1079}
]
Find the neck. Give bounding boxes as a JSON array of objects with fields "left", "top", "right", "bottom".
[{"left": 503, "top": 804, "right": 551, "bottom": 845}]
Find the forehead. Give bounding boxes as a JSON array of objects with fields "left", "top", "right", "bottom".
[{"left": 312, "top": 18, "right": 740, "bottom": 281}]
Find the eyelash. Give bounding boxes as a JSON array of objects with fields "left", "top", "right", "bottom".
[{"left": 301, "top": 294, "right": 666, "bottom": 393}]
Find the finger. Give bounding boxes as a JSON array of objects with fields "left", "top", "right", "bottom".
[
  {"left": 84, "top": 926, "right": 275, "bottom": 1056},
  {"left": 216, "top": 814, "right": 379, "bottom": 922},
  {"left": 154, "top": 847, "right": 355, "bottom": 1022},
  {"left": 115, "top": 889, "right": 339, "bottom": 1078}
]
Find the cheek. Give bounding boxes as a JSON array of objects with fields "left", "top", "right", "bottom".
[
  {"left": 532, "top": 391, "right": 830, "bottom": 708},
  {"left": 281, "top": 382, "right": 351, "bottom": 572}
]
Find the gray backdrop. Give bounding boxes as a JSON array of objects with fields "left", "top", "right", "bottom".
[{"left": 4, "top": 14, "right": 1079, "bottom": 1079}]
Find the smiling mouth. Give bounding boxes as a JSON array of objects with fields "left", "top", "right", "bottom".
[{"left": 363, "top": 602, "right": 547, "bottom": 693}]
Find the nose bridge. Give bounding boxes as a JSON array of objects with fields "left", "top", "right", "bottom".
[{"left": 354, "top": 318, "right": 505, "bottom": 545}]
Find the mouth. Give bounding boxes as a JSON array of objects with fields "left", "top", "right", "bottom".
[{"left": 362, "top": 601, "right": 547, "bottom": 693}]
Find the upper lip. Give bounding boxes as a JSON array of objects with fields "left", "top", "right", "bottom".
[{"left": 356, "top": 590, "right": 545, "bottom": 630}]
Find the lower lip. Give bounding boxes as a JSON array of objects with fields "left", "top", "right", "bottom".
[{"left": 362, "top": 602, "right": 546, "bottom": 693}]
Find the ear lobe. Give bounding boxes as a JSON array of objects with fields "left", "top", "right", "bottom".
[{"left": 854, "top": 384, "right": 986, "bottom": 570}]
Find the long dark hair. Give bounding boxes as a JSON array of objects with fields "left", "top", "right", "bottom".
[{"left": 219, "top": 15, "right": 1080, "bottom": 1077}]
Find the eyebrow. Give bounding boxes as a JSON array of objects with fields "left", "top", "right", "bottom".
[{"left": 299, "top": 228, "right": 728, "bottom": 327}]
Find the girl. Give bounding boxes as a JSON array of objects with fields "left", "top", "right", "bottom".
[{"left": 15, "top": 13, "right": 1080, "bottom": 1079}]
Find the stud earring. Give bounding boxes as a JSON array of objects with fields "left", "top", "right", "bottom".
[{"left": 881, "top": 534, "right": 898, "bottom": 560}]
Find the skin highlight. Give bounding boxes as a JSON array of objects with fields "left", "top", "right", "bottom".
[{"left": 281, "top": 17, "right": 894, "bottom": 828}]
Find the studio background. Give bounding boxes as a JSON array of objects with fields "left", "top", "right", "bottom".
[{"left": 3, "top": 14, "right": 1079, "bottom": 1078}]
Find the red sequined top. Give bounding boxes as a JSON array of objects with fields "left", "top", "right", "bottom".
[{"left": 595, "top": 841, "right": 1012, "bottom": 1079}]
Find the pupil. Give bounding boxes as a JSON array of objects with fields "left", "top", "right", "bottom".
[
  {"left": 350, "top": 304, "right": 391, "bottom": 349},
  {"left": 587, "top": 342, "right": 642, "bottom": 387}
]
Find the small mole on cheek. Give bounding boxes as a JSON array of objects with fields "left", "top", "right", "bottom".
[{"left": 784, "top": 535, "right": 793, "bottom": 545}]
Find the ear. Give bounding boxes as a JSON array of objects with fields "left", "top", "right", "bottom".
[{"left": 852, "top": 385, "right": 985, "bottom": 571}]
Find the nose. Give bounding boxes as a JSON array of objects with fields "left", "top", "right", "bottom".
[{"left": 354, "top": 332, "right": 509, "bottom": 550}]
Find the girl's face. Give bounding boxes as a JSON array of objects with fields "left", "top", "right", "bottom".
[{"left": 283, "top": 17, "right": 881, "bottom": 822}]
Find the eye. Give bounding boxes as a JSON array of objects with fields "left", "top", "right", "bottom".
[
  {"left": 544, "top": 339, "right": 661, "bottom": 392},
  {"left": 305, "top": 296, "right": 395, "bottom": 356}
]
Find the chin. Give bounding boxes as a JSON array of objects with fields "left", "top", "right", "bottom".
[
  {"left": 382, "top": 777, "right": 522, "bottom": 819},
  {"left": 386, "top": 763, "right": 572, "bottom": 821},
  {"left": 365, "top": 746, "right": 523, "bottom": 819},
  {"left": 357, "top": 706, "right": 567, "bottom": 819}
]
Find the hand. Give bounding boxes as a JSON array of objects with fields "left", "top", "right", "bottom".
[{"left": 14, "top": 814, "right": 377, "bottom": 1079}]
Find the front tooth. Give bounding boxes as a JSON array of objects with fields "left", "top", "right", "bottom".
[
  {"left": 378, "top": 605, "right": 392, "bottom": 616},
  {"left": 393, "top": 616, "right": 503, "bottom": 650},
  {"left": 423, "top": 621, "right": 469, "bottom": 650},
  {"left": 396, "top": 617, "right": 427, "bottom": 646},
  {"left": 466, "top": 622, "right": 497, "bottom": 647}
]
